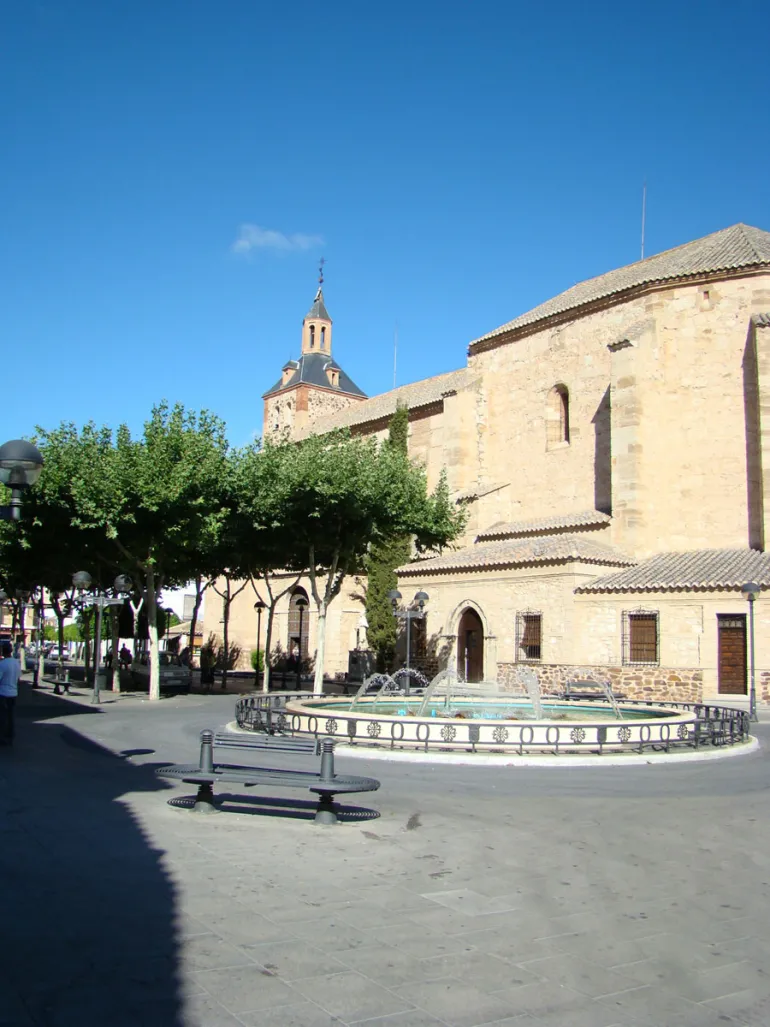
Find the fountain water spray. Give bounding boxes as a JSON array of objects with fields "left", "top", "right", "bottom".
[{"left": 514, "top": 667, "right": 543, "bottom": 720}]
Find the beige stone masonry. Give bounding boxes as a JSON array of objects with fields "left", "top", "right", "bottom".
[{"left": 497, "top": 662, "right": 703, "bottom": 704}]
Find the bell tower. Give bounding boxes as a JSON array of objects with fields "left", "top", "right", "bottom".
[
  {"left": 301, "top": 260, "right": 333, "bottom": 355},
  {"left": 262, "top": 261, "right": 367, "bottom": 438}
]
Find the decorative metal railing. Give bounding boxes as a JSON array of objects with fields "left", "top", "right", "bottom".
[{"left": 235, "top": 693, "right": 750, "bottom": 756}]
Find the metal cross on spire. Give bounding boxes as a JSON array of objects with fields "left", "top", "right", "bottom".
[{"left": 318, "top": 256, "right": 325, "bottom": 286}]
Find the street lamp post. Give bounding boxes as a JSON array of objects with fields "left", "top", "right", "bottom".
[
  {"left": 296, "top": 596, "right": 308, "bottom": 690},
  {"left": 254, "top": 600, "right": 266, "bottom": 690},
  {"left": 73, "top": 572, "right": 132, "bottom": 705},
  {"left": 741, "top": 582, "right": 761, "bottom": 722},
  {"left": 387, "top": 590, "right": 429, "bottom": 696},
  {"left": 164, "top": 607, "right": 174, "bottom": 650},
  {"left": 0, "top": 439, "right": 44, "bottom": 521}
]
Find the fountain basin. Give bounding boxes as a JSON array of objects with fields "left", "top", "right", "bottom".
[{"left": 283, "top": 695, "right": 702, "bottom": 754}]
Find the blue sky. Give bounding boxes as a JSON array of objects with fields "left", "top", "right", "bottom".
[{"left": 3, "top": 0, "right": 769, "bottom": 447}]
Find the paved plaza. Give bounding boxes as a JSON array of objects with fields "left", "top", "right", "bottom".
[{"left": 1, "top": 682, "right": 770, "bottom": 1027}]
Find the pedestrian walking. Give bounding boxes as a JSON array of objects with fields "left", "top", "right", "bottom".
[{"left": 0, "top": 640, "right": 21, "bottom": 746}]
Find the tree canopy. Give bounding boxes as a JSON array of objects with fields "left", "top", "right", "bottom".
[{"left": 2, "top": 403, "right": 464, "bottom": 696}]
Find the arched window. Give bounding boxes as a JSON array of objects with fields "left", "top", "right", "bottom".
[
  {"left": 546, "top": 384, "right": 570, "bottom": 447},
  {"left": 321, "top": 326, "right": 326, "bottom": 350},
  {"left": 288, "top": 588, "right": 310, "bottom": 661},
  {"left": 309, "top": 325, "right": 315, "bottom": 349}
]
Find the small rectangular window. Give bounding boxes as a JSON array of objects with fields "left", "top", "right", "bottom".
[
  {"left": 516, "top": 612, "right": 542, "bottom": 662},
  {"left": 623, "top": 611, "right": 659, "bottom": 665}
]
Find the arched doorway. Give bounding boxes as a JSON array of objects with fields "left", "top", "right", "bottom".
[{"left": 457, "top": 608, "right": 484, "bottom": 682}]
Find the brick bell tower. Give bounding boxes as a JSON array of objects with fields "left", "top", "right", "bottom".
[{"left": 262, "top": 262, "right": 367, "bottom": 438}]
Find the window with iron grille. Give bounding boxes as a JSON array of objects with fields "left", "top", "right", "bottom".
[
  {"left": 622, "top": 610, "right": 659, "bottom": 665},
  {"left": 516, "top": 612, "right": 542, "bottom": 662}
]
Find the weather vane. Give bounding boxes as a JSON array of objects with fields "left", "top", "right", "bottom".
[{"left": 318, "top": 256, "right": 325, "bottom": 286}]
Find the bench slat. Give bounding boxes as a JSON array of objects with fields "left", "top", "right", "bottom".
[{"left": 213, "top": 732, "right": 317, "bottom": 753}]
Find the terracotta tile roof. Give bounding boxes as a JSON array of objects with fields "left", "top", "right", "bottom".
[
  {"left": 397, "top": 533, "right": 633, "bottom": 576},
  {"left": 295, "top": 367, "right": 473, "bottom": 437},
  {"left": 576, "top": 548, "right": 770, "bottom": 593},
  {"left": 477, "top": 510, "right": 611, "bottom": 541},
  {"left": 753, "top": 313, "right": 770, "bottom": 328},
  {"left": 472, "top": 223, "right": 770, "bottom": 347}
]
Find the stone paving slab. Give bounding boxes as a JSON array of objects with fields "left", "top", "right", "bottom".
[{"left": 2, "top": 684, "right": 770, "bottom": 1026}]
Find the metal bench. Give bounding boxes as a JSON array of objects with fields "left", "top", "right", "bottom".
[{"left": 156, "top": 729, "right": 380, "bottom": 824}]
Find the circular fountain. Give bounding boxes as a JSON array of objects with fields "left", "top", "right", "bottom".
[{"left": 273, "top": 667, "right": 751, "bottom": 757}]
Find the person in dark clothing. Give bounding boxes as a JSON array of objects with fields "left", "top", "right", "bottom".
[{"left": 0, "top": 640, "right": 21, "bottom": 746}]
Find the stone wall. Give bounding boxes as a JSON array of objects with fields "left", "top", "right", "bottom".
[
  {"left": 467, "top": 274, "right": 770, "bottom": 559},
  {"left": 306, "top": 387, "right": 362, "bottom": 426},
  {"left": 497, "top": 662, "right": 703, "bottom": 703}
]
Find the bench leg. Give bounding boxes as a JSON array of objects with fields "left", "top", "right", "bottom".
[
  {"left": 193, "top": 782, "right": 218, "bottom": 814},
  {"left": 314, "top": 791, "right": 338, "bottom": 825}
]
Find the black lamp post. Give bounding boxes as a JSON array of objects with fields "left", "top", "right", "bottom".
[
  {"left": 387, "top": 589, "right": 429, "bottom": 695},
  {"left": 254, "top": 600, "right": 266, "bottom": 689},
  {"left": 741, "top": 582, "right": 761, "bottom": 722},
  {"left": 296, "top": 596, "right": 308, "bottom": 689},
  {"left": 73, "top": 571, "right": 132, "bottom": 705},
  {"left": 0, "top": 440, "right": 44, "bottom": 521}
]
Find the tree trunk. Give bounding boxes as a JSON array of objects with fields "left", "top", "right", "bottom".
[
  {"left": 37, "top": 592, "right": 46, "bottom": 688},
  {"left": 52, "top": 598, "right": 67, "bottom": 695},
  {"left": 18, "top": 603, "right": 26, "bottom": 671},
  {"left": 221, "top": 585, "right": 230, "bottom": 690},
  {"left": 146, "top": 566, "right": 160, "bottom": 701},
  {"left": 130, "top": 597, "right": 144, "bottom": 658},
  {"left": 188, "top": 575, "right": 205, "bottom": 670},
  {"left": 263, "top": 603, "right": 275, "bottom": 693},
  {"left": 109, "top": 608, "right": 120, "bottom": 692},
  {"left": 55, "top": 608, "right": 65, "bottom": 654},
  {"left": 313, "top": 601, "right": 327, "bottom": 695},
  {"left": 83, "top": 610, "right": 92, "bottom": 683}
]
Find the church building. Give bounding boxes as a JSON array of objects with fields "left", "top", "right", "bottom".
[{"left": 207, "top": 223, "right": 770, "bottom": 704}]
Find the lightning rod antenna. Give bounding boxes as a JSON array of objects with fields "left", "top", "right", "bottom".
[
  {"left": 393, "top": 323, "right": 398, "bottom": 390},
  {"left": 640, "top": 180, "right": 647, "bottom": 261}
]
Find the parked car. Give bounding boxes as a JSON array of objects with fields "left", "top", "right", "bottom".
[
  {"left": 130, "top": 651, "right": 192, "bottom": 695},
  {"left": 48, "top": 648, "right": 70, "bottom": 662}
]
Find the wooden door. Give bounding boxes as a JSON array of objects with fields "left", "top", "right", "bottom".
[
  {"left": 457, "top": 609, "right": 484, "bottom": 682},
  {"left": 717, "top": 615, "right": 747, "bottom": 694}
]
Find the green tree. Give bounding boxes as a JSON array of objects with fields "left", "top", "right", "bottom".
[
  {"left": 364, "top": 405, "right": 412, "bottom": 670},
  {"left": 255, "top": 430, "right": 464, "bottom": 694},
  {"left": 234, "top": 442, "right": 307, "bottom": 692},
  {"left": 33, "top": 404, "right": 230, "bottom": 700}
]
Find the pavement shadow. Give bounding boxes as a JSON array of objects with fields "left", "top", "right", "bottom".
[
  {"left": 166, "top": 791, "right": 381, "bottom": 822},
  {"left": 15, "top": 684, "right": 102, "bottom": 721},
  {"left": 0, "top": 684, "right": 185, "bottom": 1027}
]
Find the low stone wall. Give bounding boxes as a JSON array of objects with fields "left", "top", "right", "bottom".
[{"left": 497, "top": 663, "right": 703, "bottom": 704}]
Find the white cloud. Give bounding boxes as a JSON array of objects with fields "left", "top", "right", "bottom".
[{"left": 232, "top": 223, "right": 324, "bottom": 255}]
